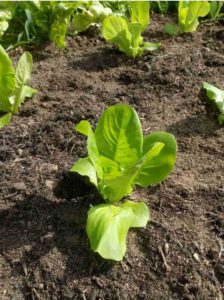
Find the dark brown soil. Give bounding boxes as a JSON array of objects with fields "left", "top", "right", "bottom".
[{"left": 0, "top": 15, "right": 224, "bottom": 300}]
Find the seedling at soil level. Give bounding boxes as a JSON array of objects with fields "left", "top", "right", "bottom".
[
  {"left": 203, "top": 82, "right": 224, "bottom": 125},
  {"left": 71, "top": 104, "right": 177, "bottom": 261},
  {"left": 102, "top": 2, "right": 160, "bottom": 58},
  {"left": 0, "top": 46, "right": 37, "bottom": 129}
]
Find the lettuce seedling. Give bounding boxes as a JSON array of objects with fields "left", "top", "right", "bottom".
[
  {"left": 165, "top": 1, "right": 210, "bottom": 35},
  {"left": 0, "top": 45, "right": 37, "bottom": 129},
  {"left": 101, "top": 2, "right": 160, "bottom": 58},
  {"left": 71, "top": 104, "right": 177, "bottom": 261},
  {"left": 203, "top": 82, "right": 224, "bottom": 125},
  {"left": 73, "top": 1, "right": 112, "bottom": 33}
]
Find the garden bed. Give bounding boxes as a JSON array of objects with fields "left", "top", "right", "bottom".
[{"left": 0, "top": 15, "right": 224, "bottom": 299}]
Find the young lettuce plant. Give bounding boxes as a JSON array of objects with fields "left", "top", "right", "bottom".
[
  {"left": 73, "top": 1, "right": 112, "bottom": 34},
  {"left": 203, "top": 82, "right": 224, "bottom": 125},
  {"left": 165, "top": 0, "right": 210, "bottom": 35},
  {"left": 0, "top": 45, "right": 37, "bottom": 129},
  {"left": 71, "top": 104, "right": 177, "bottom": 261},
  {"left": 18, "top": 1, "right": 80, "bottom": 48},
  {"left": 101, "top": 2, "right": 160, "bottom": 58}
]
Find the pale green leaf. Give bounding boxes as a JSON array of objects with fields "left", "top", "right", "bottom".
[
  {"left": 75, "top": 120, "right": 103, "bottom": 179},
  {"left": 73, "top": 13, "right": 96, "bottom": 33},
  {"left": 134, "top": 132, "right": 177, "bottom": 187},
  {"left": 130, "top": 1, "right": 150, "bottom": 30},
  {"left": 89, "top": 3, "right": 112, "bottom": 22},
  {"left": 120, "top": 200, "right": 150, "bottom": 227},
  {"left": 100, "top": 155, "right": 120, "bottom": 178},
  {"left": 75, "top": 120, "right": 91, "bottom": 136},
  {"left": 114, "top": 29, "right": 133, "bottom": 56},
  {"left": 70, "top": 157, "right": 98, "bottom": 186},
  {"left": 13, "top": 51, "right": 34, "bottom": 113},
  {"left": 143, "top": 41, "right": 161, "bottom": 51},
  {"left": 100, "top": 142, "right": 164, "bottom": 203},
  {"left": 20, "top": 85, "right": 37, "bottom": 104},
  {"left": 15, "top": 52, "right": 33, "bottom": 86},
  {"left": 94, "top": 104, "right": 143, "bottom": 169},
  {"left": 203, "top": 82, "right": 224, "bottom": 125},
  {"left": 86, "top": 201, "right": 149, "bottom": 261},
  {"left": 0, "top": 45, "right": 15, "bottom": 112},
  {"left": 101, "top": 15, "right": 129, "bottom": 43},
  {"left": 178, "top": 1, "right": 210, "bottom": 32},
  {"left": 128, "top": 22, "right": 143, "bottom": 50}
]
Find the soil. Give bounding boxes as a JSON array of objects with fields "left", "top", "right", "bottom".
[{"left": 0, "top": 14, "right": 224, "bottom": 300}]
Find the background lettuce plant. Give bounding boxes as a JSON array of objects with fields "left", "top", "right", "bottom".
[
  {"left": 0, "top": 46, "right": 37, "bottom": 129},
  {"left": 73, "top": 1, "right": 112, "bottom": 34},
  {"left": 101, "top": 2, "right": 160, "bottom": 58},
  {"left": 71, "top": 104, "right": 177, "bottom": 261},
  {"left": 165, "top": 0, "right": 210, "bottom": 35},
  {"left": 0, "top": 1, "right": 15, "bottom": 38}
]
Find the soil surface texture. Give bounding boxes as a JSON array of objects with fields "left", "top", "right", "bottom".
[{"left": 0, "top": 15, "right": 224, "bottom": 300}]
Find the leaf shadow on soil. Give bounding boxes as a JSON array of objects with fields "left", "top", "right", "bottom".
[
  {"left": 0, "top": 173, "right": 116, "bottom": 285},
  {"left": 70, "top": 48, "right": 130, "bottom": 72},
  {"left": 167, "top": 114, "right": 220, "bottom": 138}
]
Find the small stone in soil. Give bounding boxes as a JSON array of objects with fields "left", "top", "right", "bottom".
[
  {"left": 45, "top": 180, "right": 54, "bottom": 190},
  {"left": 217, "top": 30, "right": 224, "bottom": 42},
  {"left": 13, "top": 182, "right": 26, "bottom": 191}
]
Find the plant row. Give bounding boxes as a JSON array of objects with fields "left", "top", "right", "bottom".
[{"left": 0, "top": 1, "right": 223, "bottom": 56}]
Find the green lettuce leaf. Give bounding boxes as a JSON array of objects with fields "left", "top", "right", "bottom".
[
  {"left": 178, "top": 1, "right": 210, "bottom": 33},
  {"left": 49, "top": 3, "right": 75, "bottom": 48},
  {"left": 0, "top": 2, "right": 15, "bottom": 38},
  {"left": 86, "top": 200, "right": 149, "bottom": 261},
  {"left": 73, "top": 2, "right": 112, "bottom": 33},
  {"left": 0, "top": 45, "right": 15, "bottom": 112},
  {"left": 135, "top": 132, "right": 177, "bottom": 187},
  {"left": 100, "top": 142, "right": 164, "bottom": 203},
  {"left": 13, "top": 51, "right": 37, "bottom": 113},
  {"left": 101, "top": 15, "right": 129, "bottom": 43},
  {"left": 0, "top": 47, "right": 36, "bottom": 128},
  {"left": 95, "top": 104, "right": 143, "bottom": 169},
  {"left": 203, "top": 82, "right": 224, "bottom": 125},
  {"left": 70, "top": 157, "right": 97, "bottom": 186},
  {"left": 73, "top": 13, "right": 96, "bottom": 33},
  {"left": 130, "top": 1, "right": 150, "bottom": 30},
  {"left": 101, "top": 11, "right": 158, "bottom": 58},
  {"left": 165, "top": 1, "right": 210, "bottom": 35},
  {"left": 143, "top": 41, "right": 161, "bottom": 51},
  {"left": 75, "top": 120, "right": 103, "bottom": 179}
]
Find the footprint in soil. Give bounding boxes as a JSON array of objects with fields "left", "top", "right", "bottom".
[{"left": 0, "top": 173, "right": 114, "bottom": 283}]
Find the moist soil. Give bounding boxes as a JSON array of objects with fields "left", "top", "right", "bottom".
[{"left": 0, "top": 15, "right": 224, "bottom": 300}]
